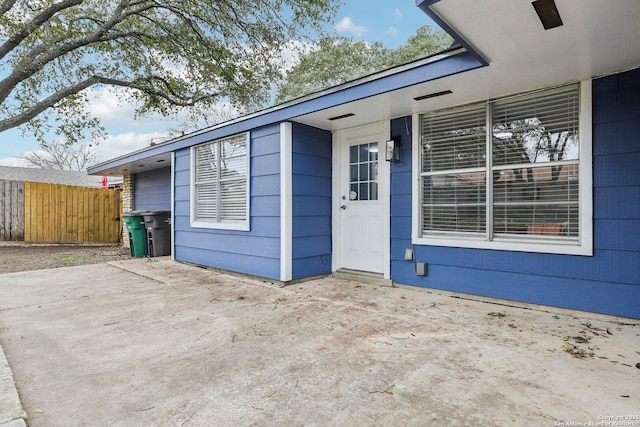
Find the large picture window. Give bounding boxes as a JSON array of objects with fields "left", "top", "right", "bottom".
[
  {"left": 415, "top": 83, "right": 592, "bottom": 255},
  {"left": 191, "top": 133, "right": 249, "bottom": 230}
]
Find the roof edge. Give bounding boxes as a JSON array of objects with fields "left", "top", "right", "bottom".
[{"left": 416, "top": 0, "right": 489, "bottom": 66}]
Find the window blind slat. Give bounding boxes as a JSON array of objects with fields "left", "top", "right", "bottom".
[
  {"left": 193, "top": 133, "right": 248, "bottom": 224},
  {"left": 420, "top": 84, "right": 580, "bottom": 241}
]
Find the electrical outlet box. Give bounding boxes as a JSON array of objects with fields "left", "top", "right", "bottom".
[
  {"left": 415, "top": 262, "right": 427, "bottom": 276},
  {"left": 404, "top": 248, "right": 414, "bottom": 261}
]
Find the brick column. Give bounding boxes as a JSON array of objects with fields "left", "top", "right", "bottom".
[{"left": 121, "top": 173, "right": 134, "bottom": 248}]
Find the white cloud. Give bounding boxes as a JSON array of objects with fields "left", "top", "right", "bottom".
[
  {"left": 394, "top": 8, "right": 402, "bottom": 20},
  {"left": 0, "top": 156, "right": 29, "bottom": 167},
  {"left": 98, "top": 131, "right": 171, "bottom": 161},
  {"left": 334, "top": 17, "right": 369, "bottom": 38},
  {"left": 87, "top": 87, "right": 162, "bottom": 128},
  {"left": 386, "top": 26, "right": 399, "bottom": 37}
]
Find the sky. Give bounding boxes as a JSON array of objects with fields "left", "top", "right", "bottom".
[{"left": 0, "top": 0, "right": 438, "bottom": 170}]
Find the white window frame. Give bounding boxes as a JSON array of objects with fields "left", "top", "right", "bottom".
[
  {"left": 412, "top": 81, "right": 593, "bottom": 256},
  {"left": 190, "top": 132, "right": 251, "bottom": 231}
]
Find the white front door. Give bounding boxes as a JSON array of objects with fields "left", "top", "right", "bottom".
[{"left": 333, "top": 121, "right": 390, "bottom": 277}]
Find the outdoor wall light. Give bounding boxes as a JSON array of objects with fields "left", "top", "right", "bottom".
[{"left": 385, "top": 136, "right": 401, "bottom": 162}]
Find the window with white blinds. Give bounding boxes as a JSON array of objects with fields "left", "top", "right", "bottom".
[
  {"left": 192, "top": 133, "right": 249, "bottom": 229},
  {"left": 419, "top": 83, "right": 587, "bottom": 250}
]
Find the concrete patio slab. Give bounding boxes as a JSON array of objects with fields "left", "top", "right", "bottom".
[
  {"left": 0, "top": 345, "right": 26, "bottom": 426},
  {"left": 0, "top": 258, "right": 638, "bottom": 426}
]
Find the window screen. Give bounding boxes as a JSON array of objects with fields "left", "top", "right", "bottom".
[{"left": 193, "top": 133, "right": 248, "bottom": 225}]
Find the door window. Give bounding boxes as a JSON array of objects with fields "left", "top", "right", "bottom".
[{"left": 349, "top": 142, "right": 378, "bottom": 201}]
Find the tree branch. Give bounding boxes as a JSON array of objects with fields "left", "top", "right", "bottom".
[
  {"left": 0, "top": 0, "right": 17, "bottom": 16},
  {"left": 0, "top": 0, "right": 84, "bottom": 61},
  {"left": 0, "top": 77, "right": 99, "bottom": 133},
  {"left": 0, "top": 0, "right": 132, "bottom": 106},
  {"left": 0, "top": 74, "right": 216, "bottom": 133}
]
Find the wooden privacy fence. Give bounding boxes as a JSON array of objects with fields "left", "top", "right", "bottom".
[
  {"left": 0, "top": 180, "right": 24, "bottom": 241},
  {"left": 0, "top": 179, "right": 121, "bottom": 243}
]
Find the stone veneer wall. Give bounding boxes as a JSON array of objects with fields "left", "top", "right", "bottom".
[{"left": 121, "top": 173, "right": 134, "bottom": 248}]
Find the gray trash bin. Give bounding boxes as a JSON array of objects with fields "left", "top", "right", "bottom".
[{"left": 142, "top": 210, "right": 171, "bottom": 257}]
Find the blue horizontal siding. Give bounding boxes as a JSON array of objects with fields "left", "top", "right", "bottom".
[
  {"left": 594, "top": 152, "right": 640, "bottom": 187},
  {"left": 251, "top": 175, "right": 280, "bottom": 197},
  {"left": 252, "top": 153, "right": 280, "bottom": 176},
  {"left": 390, "top": 239, "right": 640, "bottom": 285},
  {"left": 252, "top": 195, "right": 280, "bottom": 217},
  {"left": 176, "top": 245, "right": 279, "bottom": 279},
  {"left": 291, "top": 153, "right": 331, "bottom": 177},
  {"left": 292, "top": 255, "right": 332, "bottom": 279},
  {"left": 391, "top": 261, "right": 638, "bottom": 317},
  {"left": 595, "top": 220, "right": 640, "bottom": 251},
  {"left": 292, "top": 236, "right": 331, "bottom": 258},
  {"left": 292, "top": 196, "right": 331, "bottom": 216},
  {"left": 171, "top": 124, "right": 282, "bottom": 280},
  {"left": 594, "top": 186, "right": 640, "bottom": 219},
  {"left": 389, "top": 68, "right": 640, "bottom": 319},
  {"left": 134, "top": 167, "right": 171, "bottom": 211},
  {"left": 593, "top": 119, "right": 640, "bottom": 155},
  {"left": 291, "top": 123, "right": 332, "bottom": 280},
  {"left": 293, "top": 216, "right": 331, "bottom": 238},
  {"left": 293, "top": 175, "right": 331, "bottom": 196},
  {"left": 174, "top": 230, "right": 279, "bottom": 256}
]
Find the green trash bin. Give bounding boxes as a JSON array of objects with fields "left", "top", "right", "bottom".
[{"left": 122, "top": 211, "right": 149, "bottom": 257}]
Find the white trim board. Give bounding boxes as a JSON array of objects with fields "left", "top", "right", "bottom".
[{"left": 280, "top": 122, "right": 293, "bottom": 281}]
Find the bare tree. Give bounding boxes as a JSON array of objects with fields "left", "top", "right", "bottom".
[{"left": 22, "top": 140, "right": 99, "bottom": 171}]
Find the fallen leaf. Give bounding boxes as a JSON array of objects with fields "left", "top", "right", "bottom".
[
  {"left": 488, "top": 312, "right": 506, "bottom": 318},
  {"left": 571, "top": 336, "right": 590, "bottom": 344},
  {"left": 541, "top": 413, "right": 557, "bottom": 421}
]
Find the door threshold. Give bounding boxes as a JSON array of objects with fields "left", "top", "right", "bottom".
[{"left": 332, "top": 269, "right": 393, "bottom": 287}]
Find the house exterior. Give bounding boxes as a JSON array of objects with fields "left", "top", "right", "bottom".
[{"left": 88, "top": 0, "right": 640, "bottom": 319}]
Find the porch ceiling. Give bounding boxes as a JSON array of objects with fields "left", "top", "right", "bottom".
[
  {"left": 293, "top": 0, "right": 640, "bottom": 131},
  {"left": 98, "top": 152, "right": 172, "bottom": 177}
]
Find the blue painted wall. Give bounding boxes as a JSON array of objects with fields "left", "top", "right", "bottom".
[
  {"left": 291, "top": 123, "right": 332, "bottom": 279},
  {"left": 134, "top": 167, "right": 171, "bottom": 211},
  {"left": 390, "top": 68, "right": 640, "bottom": 319},
  {"left": 173, "top": 124, "right": 282, "bottom": 280}
]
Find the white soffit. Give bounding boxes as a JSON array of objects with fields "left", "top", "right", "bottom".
[{"left": 294, "top": 0, "right": 640, "bottom": 131}]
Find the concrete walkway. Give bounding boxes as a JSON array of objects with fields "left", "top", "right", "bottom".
[
  {"left": 0, "top": 345, "right": 26, "bottom": 426},
  {"left": 0, "top": 258, "right": 638, "bottom": 426}
]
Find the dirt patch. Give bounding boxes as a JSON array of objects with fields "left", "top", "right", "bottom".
[{"left": 0, "top": 244, "right": 131, "bottom": 273}]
